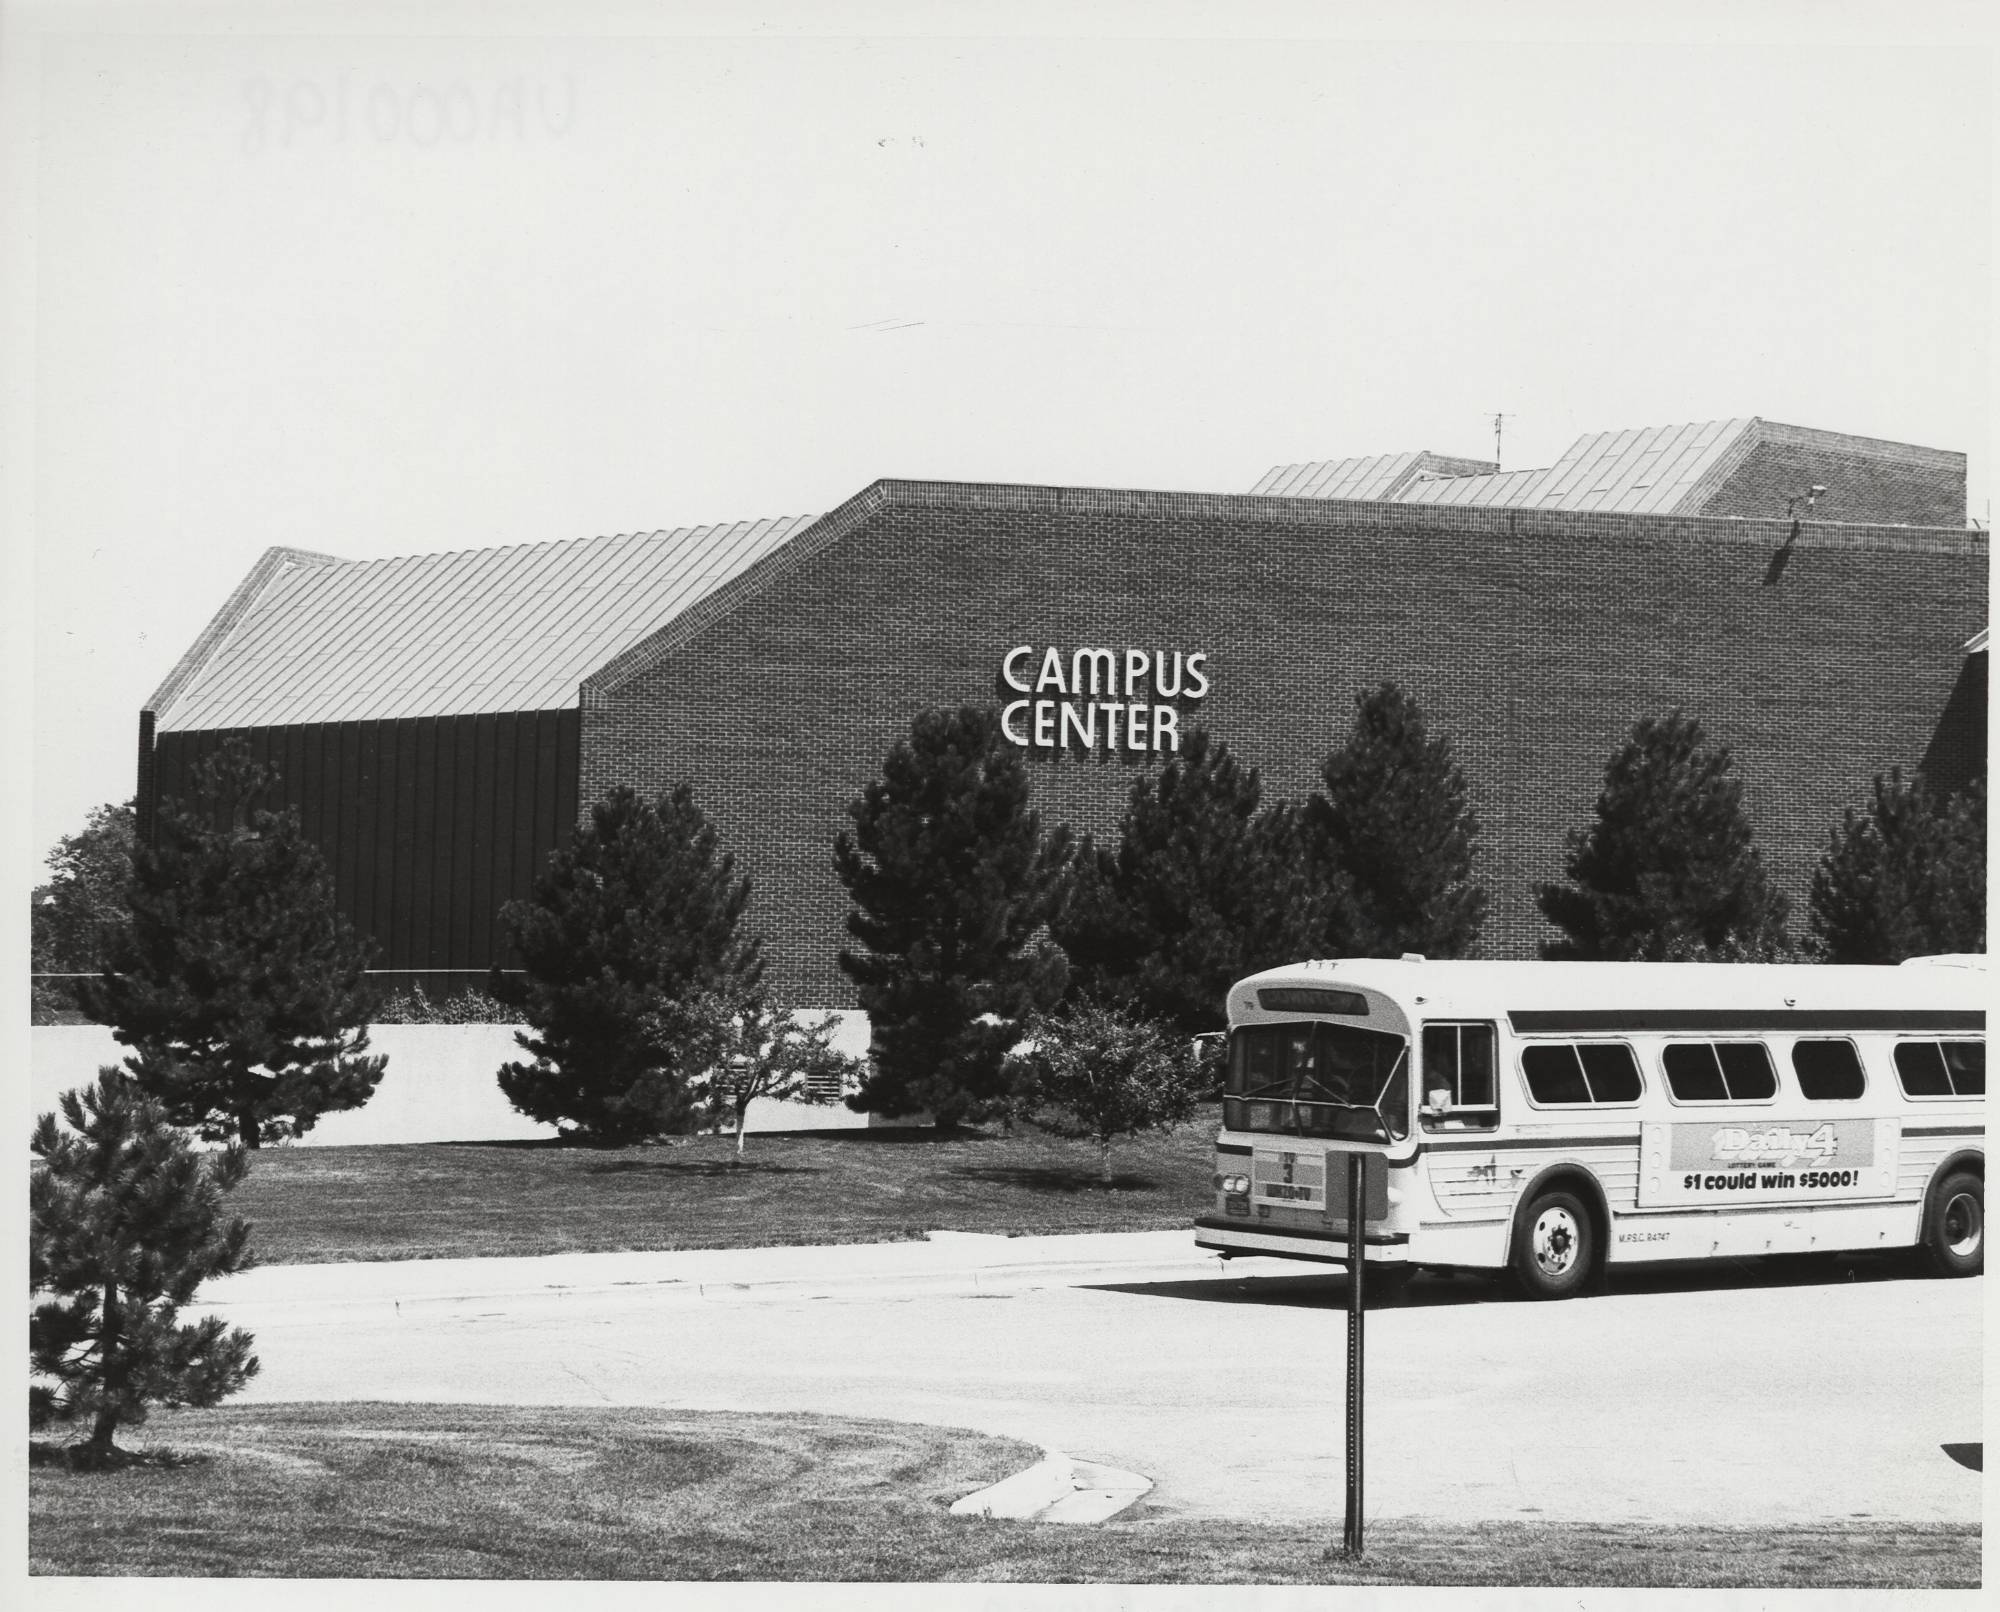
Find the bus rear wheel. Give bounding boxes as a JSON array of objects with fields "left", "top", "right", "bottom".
[
  {"left": 1510, "top": 1189, "right": 1595, "bottom": 1301},
  {"left": 1921, "top": 1173, "right": 1983, "bottom": 1278}
]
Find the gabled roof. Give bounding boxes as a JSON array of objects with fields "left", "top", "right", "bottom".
[
  {"left": 1264, "top": 418, "right": 1760, "bottom": 515},
  {"left": 1397, "top": 465, "right": 1556, "bottom": 509},
  {"left": 152, "top": 515, "right": 819, "bottom": 731},
  {"left": 1401, "top": 418, "right": 1758, "bottom": 514},
  {"left": 1250, "top": 449, "right": 1496, "bottom": 501},
  {"left": 1268, "top": 417, "right": 1967, "bottom": 525}
]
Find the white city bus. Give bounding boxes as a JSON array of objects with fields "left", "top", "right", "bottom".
[{"left": 1195, "top": 956, "right": 1985, "bottom": 1299}]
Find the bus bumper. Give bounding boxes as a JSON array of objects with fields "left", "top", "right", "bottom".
[{"left": 1194, "top": 1215, "right": 1412, "bottom": 1264}]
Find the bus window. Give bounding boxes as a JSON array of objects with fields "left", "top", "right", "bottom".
[
  {"left": 1580, "top": 1043, "right": 1643, "bottom": 1102},
  {"left": 1897, "top": 1040, "right": 1986, "bottom": 1098},
  {"left": 1521, "top": 1045, "right": 1590, "bottom": 1105},
  {"left": 1420, "top": 1023, "right": 1498, "bottom": 1130},
  {"left": 1225, "top": 1020, "right": 1408, "bottom": 1141},
  {"left": 1791, "top": 1039, "right": 1865, "bottom": 1101},
  {"left": 1718, "top": 1043, "right": 1777, "bottom": 1099},
  {"left": 1664, "top": 1042, "right": 1777, "bottom": 1103},
  {"left": 1521, "top": 1043, "right": 1641, "bottom": 1106}
]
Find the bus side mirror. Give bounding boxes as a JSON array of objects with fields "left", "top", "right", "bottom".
[{"left": 1190, "top": 1032, "right": 1226, "bottom": 1064}]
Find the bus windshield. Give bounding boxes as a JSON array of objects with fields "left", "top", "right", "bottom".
[{"left": 1225, "top": 1020, "right": 1409, "bottom": 1142}]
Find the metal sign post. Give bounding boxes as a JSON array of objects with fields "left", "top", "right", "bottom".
[{"left": 1342, "top": 1154, "right": 1368, "bottom": 1558}]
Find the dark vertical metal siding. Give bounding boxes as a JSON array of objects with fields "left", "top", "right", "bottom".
[
  {"left": 468, "top": 712, "right": 499, "bottom": 970},
  {"left": 144, "top": 709, "right": 581, "bottom": 975},
  {"left": 390, "top": 717, "right": 420, "bottom": 970},
  {"left": 450, "top": 719, "right": 480, "bottom": 968},
  {"left": 355, "top": 722, "right": 384, "bottom": 945}
]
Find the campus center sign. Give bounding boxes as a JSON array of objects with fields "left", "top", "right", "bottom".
[{"left": 999, "top": 645, "right": 1209, "bottom": 754}]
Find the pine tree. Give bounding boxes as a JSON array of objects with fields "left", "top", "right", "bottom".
[
  {"left": 1014, "top": 999, "right": 1211, "bottom": 1184},
  {"left": 497, "top": 784, "right": 765, "bottom": 1144},
  {"left": 30, "top": 1071, "right": 259, "bottom": 1470},
  {"left": 835, "top": 704, "right": 1071, "bottom": 1126},
  {"left": 1809, "top": 771, "right": 1985, "bottom": 963},
  {"left": 1304, "top": 683, "right": 1486, "bottom": 958},
  {"left": 1056, "top": 727, "right": 1321, "bottom": 1036},
  {"left": 1539, "top": 709, "right": 1790, "bottom": 960},
  {"left": 79, "top": 742, "right": 384, "bottom": 1147}
]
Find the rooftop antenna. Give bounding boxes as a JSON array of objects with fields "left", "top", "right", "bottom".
[{"left": 1490, "top": 412, "right": 1513, "bottom": 470}]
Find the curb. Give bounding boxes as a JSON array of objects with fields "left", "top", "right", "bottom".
[{"left": 199, "top": 1251, "right": 1242, "bottom": 1321}]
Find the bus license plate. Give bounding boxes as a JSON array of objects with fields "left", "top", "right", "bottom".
[{"left": 1252, "top": 1149, "right": 1325, "bottom": 1209}]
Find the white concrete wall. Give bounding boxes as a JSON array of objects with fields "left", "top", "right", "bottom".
[{"left": 30, "top": 1011, "right": 884, "bottom": 1146}]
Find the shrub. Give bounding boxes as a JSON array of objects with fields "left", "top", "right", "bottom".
[
  {"left": 374, "top": 982, "right": 516, "bottom": 1024},
  {"left": 496, "top": 784, "right": 764, "bottom": 1144}
]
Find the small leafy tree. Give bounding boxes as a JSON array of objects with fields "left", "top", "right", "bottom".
[
  {"left": 835, "top": 704, "right": 1071, "bottom": 1127},
  {"left": 670, "top": 993, "right": 859, "bottom": 1156},
  {"left": 1057, "top": 728, "right": 1320, "bottom": 1036},
  {"left": 1538, "top": 710, "right": 1790, "bottom": 960},
  {"left": 1304, "top": 683, "right": 1486, "bottom": 958},
  {"left": 1809, "top": 772, "right": 1985, "bottom": 963},
  {"left": 32, "top": 800, "right": 136, "bottom": 1022},
  {"left": 497, "top": 784, "right": 765, "bottom": 1145},
  {"left": 78, "top": 743, "right": 384, "bottom": 1147},
  {"left": 30, "top": 1071, "right": 259, "bottom": 1470},
  {"left": 1013, "top": 1000, "right": 1210, "bottom": 1184}
]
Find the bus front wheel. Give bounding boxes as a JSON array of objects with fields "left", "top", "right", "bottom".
[
  {"left": 1921, "top": 1172, "right": 1983, "bottom": 1278},
  {"left": 1510, "top": 1189, "right": 1595, "bottom": 1301}
]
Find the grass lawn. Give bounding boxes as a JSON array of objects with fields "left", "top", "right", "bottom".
[
  {"left": 29, "top": 1403, "right": 1978, "bottom": 1587},
  {"left": 233, "top": 1118, "right": 1219, "bottom": 1264}
]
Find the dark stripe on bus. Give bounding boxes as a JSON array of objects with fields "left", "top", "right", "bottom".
[
  {"left": 1508, "top": 1009, "right": 1985, "bottom": 1034},
  {"left": 1216, "top": 1143, "right": 1252, "bottom": 1157},
  {"left": 1422, "top": 1135, "right": 1638, "bottom": 1153},
  {"left": 1902, "top": 1125, "right": 1986, "bottom": 1137}
]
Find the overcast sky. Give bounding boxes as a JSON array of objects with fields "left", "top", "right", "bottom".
[{"left": 7, "top": 1, "right": 1993, "bottom": 872}]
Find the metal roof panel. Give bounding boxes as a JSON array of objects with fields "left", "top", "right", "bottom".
[{"left": 160, "top": 515, "right": 817, "bottom": 732}]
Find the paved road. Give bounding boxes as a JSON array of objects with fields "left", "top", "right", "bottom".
[{"left": 205, "top": 1244, "right": 1982, "bottom": 1528}]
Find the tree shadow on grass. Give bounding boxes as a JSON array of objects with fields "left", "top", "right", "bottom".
[
  {"left": 30, "top": 1440, "right": 210, "bottom": 1472},
  {"left": 581, "top": 1158, "right": 827, "bottom": 1178},
  {"left": 437, "top": 1126, "right": 1005, "bottom": 1153},
  {"left": 947, "top": 1165, "right": 1162, "bottom": 1195},
  {"left": 790, "top": 1125, "right": 1003, "bottom": 1147}
]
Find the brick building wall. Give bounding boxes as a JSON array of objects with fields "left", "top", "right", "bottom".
[
  {"left": 1699, "top": 424, "right": 1966, "bottom": 527},
  {"left": 580, "top": 480, "right": 1987, "bottom": 1006}
]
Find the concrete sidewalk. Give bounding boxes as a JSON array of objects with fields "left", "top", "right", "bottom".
[{"left": 202, "top": 1227, "right": 1294, "bottom": 1318}]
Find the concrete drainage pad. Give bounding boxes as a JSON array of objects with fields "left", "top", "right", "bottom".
[{"left": 951, "top": 1450, "right": 1153, "bottom": 1524}]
